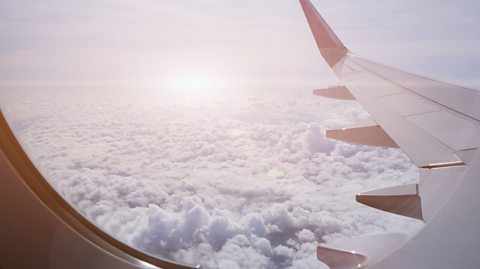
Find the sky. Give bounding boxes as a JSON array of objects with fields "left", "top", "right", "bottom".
[
  {"left": 0, "top": 0, "right": 479, "bottom": 268},
  {"left": 0, "top": 0, "right": 480, "bottom": 89}
]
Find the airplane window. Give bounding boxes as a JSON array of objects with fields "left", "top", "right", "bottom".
[{"left": 5, "top": 1, "right": 479, "bottom": 268}]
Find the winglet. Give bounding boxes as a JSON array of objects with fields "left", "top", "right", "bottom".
[{"left": 299, "top": 0, "right": 349, "bottom": 67}]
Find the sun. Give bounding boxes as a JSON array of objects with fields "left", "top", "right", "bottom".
[{"left": 172, "top": 76, "right": 215, "bottom": 92}]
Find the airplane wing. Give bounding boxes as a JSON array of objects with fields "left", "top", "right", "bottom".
[{"left": 299, "top": 0, "right": 480, "bottom": 268}]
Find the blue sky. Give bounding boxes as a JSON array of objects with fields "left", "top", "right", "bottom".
[{"left": 1, "top": 0, "right": 479, "bottom": 88}]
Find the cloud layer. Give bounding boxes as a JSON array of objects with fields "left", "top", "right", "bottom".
[{"left": 0, "top": 87, "right": 421, "bottom": 268}]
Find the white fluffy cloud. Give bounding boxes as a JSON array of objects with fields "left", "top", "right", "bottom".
[{"left": 0, "top": 86, "right": 421, "bottom": 268}]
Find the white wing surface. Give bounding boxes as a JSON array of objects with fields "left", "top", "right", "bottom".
[{"left": 300, "top": 0, "right": 480, "bottom": 268}]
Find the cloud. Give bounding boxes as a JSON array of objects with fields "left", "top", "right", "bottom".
[{"left": 0, "top": 87, "right": 422, "bottom": 268}]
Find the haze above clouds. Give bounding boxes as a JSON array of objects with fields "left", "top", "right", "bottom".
[
  {"left": 0, "top": 87, "right": 421, "bottom": 268},
  {"left": 1, "top": 0, "right": 479, "bottom": 88}
]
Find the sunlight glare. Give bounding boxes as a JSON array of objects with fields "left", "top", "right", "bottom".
[{"left": 172, "top": 76, "right": 216, "bottom": 92}]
